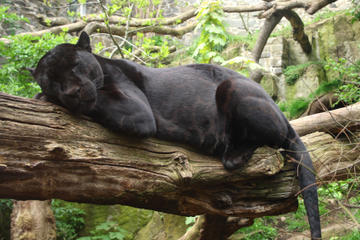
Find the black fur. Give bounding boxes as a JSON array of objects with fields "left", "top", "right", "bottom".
[{"left": 32, "top": 32, "right": 321, "bottom": 239}]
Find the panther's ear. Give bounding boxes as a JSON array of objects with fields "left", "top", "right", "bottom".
[{"left": 76, "top": 32, "right": 92, "bottom": 52}]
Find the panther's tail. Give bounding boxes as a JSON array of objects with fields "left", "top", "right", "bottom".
[{"left": 286, "top": 126, "right": 321, "bottom": 239}]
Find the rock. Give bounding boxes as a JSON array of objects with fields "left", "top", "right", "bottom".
[
  {"left": 260, "top": 73, "right": 280, "bottom": 100},
  {"left": 288, "top": 64, "right": 325, "bottom": 99},
  {"left": 73, "top": 203, "right": 153, "bottom": 238},
  {"left": 134, "top": 212, "right": 187, "bottom": 240}
]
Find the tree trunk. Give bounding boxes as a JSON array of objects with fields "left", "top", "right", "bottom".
[{"left": 11, "top": 200, "right": 56, "bottom": 240}]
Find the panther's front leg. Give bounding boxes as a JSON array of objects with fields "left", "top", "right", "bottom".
[
  {"left": 89, "top": 89, "right": 157, "bottom": 138},
  {"left": 221, "top": 143, "right": 258, "bottom": 170}
]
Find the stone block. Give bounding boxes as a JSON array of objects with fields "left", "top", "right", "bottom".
[
  {"left": 270, "top": 44, "right": 284, "bottom": 56},
  {"left": 271, "top": 67, "right": 283, "bottom": 75},
  {"left": 271, "top": 58, "right": 283, "bottom": 67}
]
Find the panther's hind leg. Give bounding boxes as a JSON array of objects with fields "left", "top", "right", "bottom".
[{"left": 221, "top": 143, "right": 258, "bottom": 170}]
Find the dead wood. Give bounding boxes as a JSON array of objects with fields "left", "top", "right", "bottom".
[
  {"left": 0, "top": 93, "right": 359, "bottom": 217},
  {"left": 291, "top": 102, "right": 360, "bottom": 136},
  {"left": 0, "top": 92, "right": 295, "bottom": 218},
  {"left": 301, "top": 93, "right": 345, "bottom": 117}
]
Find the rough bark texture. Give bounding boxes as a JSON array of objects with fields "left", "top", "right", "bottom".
[
  {"left": 252, "top": 12, "right": 283, "bottom": 63},
  {"left": 290, "top": 102, "right": 360, "bottom": 136},
  {"left": 10, "top": 200, "right": 56, "bottom": 240},
  {"left": 301, "top": 93, "right": 345, "bottom": 117},
  {"left": 0, "top": 93, "right": 359, "bottom": 240},
  {"left": 0, "top": 93, "right": 359, "bottom": 213},
  {"left": 0, "top": 92, "right": 294, "bottom": 217},
  {"left": 283, "top": 10, "right": 312, "bottom": 54},
  {"left": 82, "top": 21, "right": 197, "bottom": 37}
]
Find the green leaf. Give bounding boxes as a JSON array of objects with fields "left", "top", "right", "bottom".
[{"left": 109, "top": 232, "right": 125, "bottom": 240}]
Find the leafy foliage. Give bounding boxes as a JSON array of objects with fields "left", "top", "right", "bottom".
[
  {"left": 308, "top": 79, "right": 342, "bottom": 98},
  {"left": 0, "top": 33, "right": 76, "bottom": 98},
  {"left": 192, "top": 0, "right": 228, "bottom": 63},
  {"left": 185, "top": 216, "right": 197, "bottom": 232},
  {"left": 279, "top": 56, "right": 360, "bottom": 119},
  {"left": 283, "top": 62, "right": 321, "bottom": 85},
  {"left": 77, "top": 221, "right": 130, "bottom": 240},
  {"left": 350, "top": 0, "right": 360, "bottom": 22},
  {"left": 241, "top": 177, "right": 359, "bottom": 239},
  {"left": 235, "top": 216, "right": 277, "bottom": 240},
  {"left": 52, "top": 200, "right": 85, "bottom": 240},
  {"left": 324, "top": 57, "right": 360, "bottom": 105},
  {"left": 0, "top": 6, "right": 29, "bottom": 36},
  {"left": 132, "top": 33, "right": 170, "bottom": 67},
  {"left": 93, "top": 0, "right": 171, "bottom": 67},
  {"left": 0, "top": 199, "right": 12, "bottom": 240}
]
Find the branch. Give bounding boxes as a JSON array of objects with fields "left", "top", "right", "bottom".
[
  {"left": 305, "top": 0, "right": 338, "bottom": 15},
  {"left": 291, "top": 102, "right": 360, "bottom": 136},
  {"left": 252, "top": 11, "right": 283, "bottom": 63},
  {"left": 83, "top": 21, "right": 197, "bottom": 37},
  {"left": 283, "top": 10, "right": 312, "bottom": 54}
]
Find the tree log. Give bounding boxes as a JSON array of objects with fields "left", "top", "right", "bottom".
[
  {"left": 0, "top": 93, "right": 359, "bottom": 219},
  {"left": 291, "top": 102, "right": 360, "bottom": 136}
]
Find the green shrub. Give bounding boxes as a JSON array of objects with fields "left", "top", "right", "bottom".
[
  {"left": 52, "top": 200, "right": 85, "bottom": 240},
  {"left": 324, "top": 58, "right": 360, "bottom": 105},
  {"left": 192, "top": 0, "right": 228, "bottom": 63},
  {"left": 309, "top": 79, "right": 342, "bottom": 98},
  {"left": 0, "top": 32, "right": 76, "bottom": 97},
  {"left": 350, "top": 0, "right": 360, "bottom": 22},
  {"left": 283, "top": 62, "right": 321, "bottom": 85},
  {"left": 342, "top": 230, "right": 360, "bottom": 240},
  {"left": 0, "top": 6, "right": 29, "bottom": 36},
  {"left": 235, "top": 216, "right": 277, "bottom": 240},
  {"left": 77, "top": 221, "right": 130, "bottom": 240},
  {"left": 0, "top": 199, "right": 12, "bottom": 240},
  {"left": 289, "top": 98, "right": 310, "bottom": 117}
]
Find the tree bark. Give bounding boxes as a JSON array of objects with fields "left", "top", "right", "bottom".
[
  {"left": 11, "top": 200, "right": 56, "bottom": 240},
  {"left": 82, "top": 21, "right": 197, "bottom": 37},
  {"left": 0, "top": 93, "right": 359, "bottom": 211},
  {"left": 283, "top": 10, "right": 312, "bottom": 54},
  {"left": 290, "top": 102, "right": 360, "bottom": 136},
  {"left": 252, "top": 12, "right": 283, "bottom": 64},
  {"left": 0, "top": 92, "right": 296, "bottom": 217},
  {"left": 0, "top": 93, "right": 359, "bottom": 240}
]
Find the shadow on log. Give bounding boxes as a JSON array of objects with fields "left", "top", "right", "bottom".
[{"left": 0, "top": 93, "right": 359, "bottom": 239}]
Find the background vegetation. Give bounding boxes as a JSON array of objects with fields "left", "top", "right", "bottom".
[{"left": 0, "top": 0, "right": 359, "bottom": 239}]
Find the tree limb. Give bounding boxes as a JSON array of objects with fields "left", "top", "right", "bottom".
[
  {"left": 0, "top": 93, "right": 359, "bottom": 216},
  {"left": 283, "top": 10, "right": 312, "bottom": 54},
  {"left": 83, "top": 21, "right": 197, "bottom": 37},
  {"left": 291, "top": 102, "right": 360, "bottom": 136},
  {"left": 252, "top": 11, "right": 283, "bottom": 63}
]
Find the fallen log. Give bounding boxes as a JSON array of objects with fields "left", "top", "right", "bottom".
[{"left": 0, "top": 92, "right": 359, "bottom": 218}]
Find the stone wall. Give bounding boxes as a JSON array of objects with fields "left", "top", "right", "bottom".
[{"left": 257, "top": 12, "right": 360, "bottom": 102}]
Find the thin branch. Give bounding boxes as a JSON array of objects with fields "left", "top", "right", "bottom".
[
  {"left": 97, "top": 0, "right": 125, "bottom": 58},
  {"left": 118, "top": 3, "right": 134, "bottom": 49},
  {"left": 252, "top": 11, "right": 283, "bottom": 63}
]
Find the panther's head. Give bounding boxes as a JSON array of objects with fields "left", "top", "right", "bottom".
[{"left": 32, "top": 32, "right": 104, "bottom": 114}]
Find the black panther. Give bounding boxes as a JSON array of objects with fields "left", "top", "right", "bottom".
[{"left": 31, "top": 32, "right": 321, "bottom": 239}]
